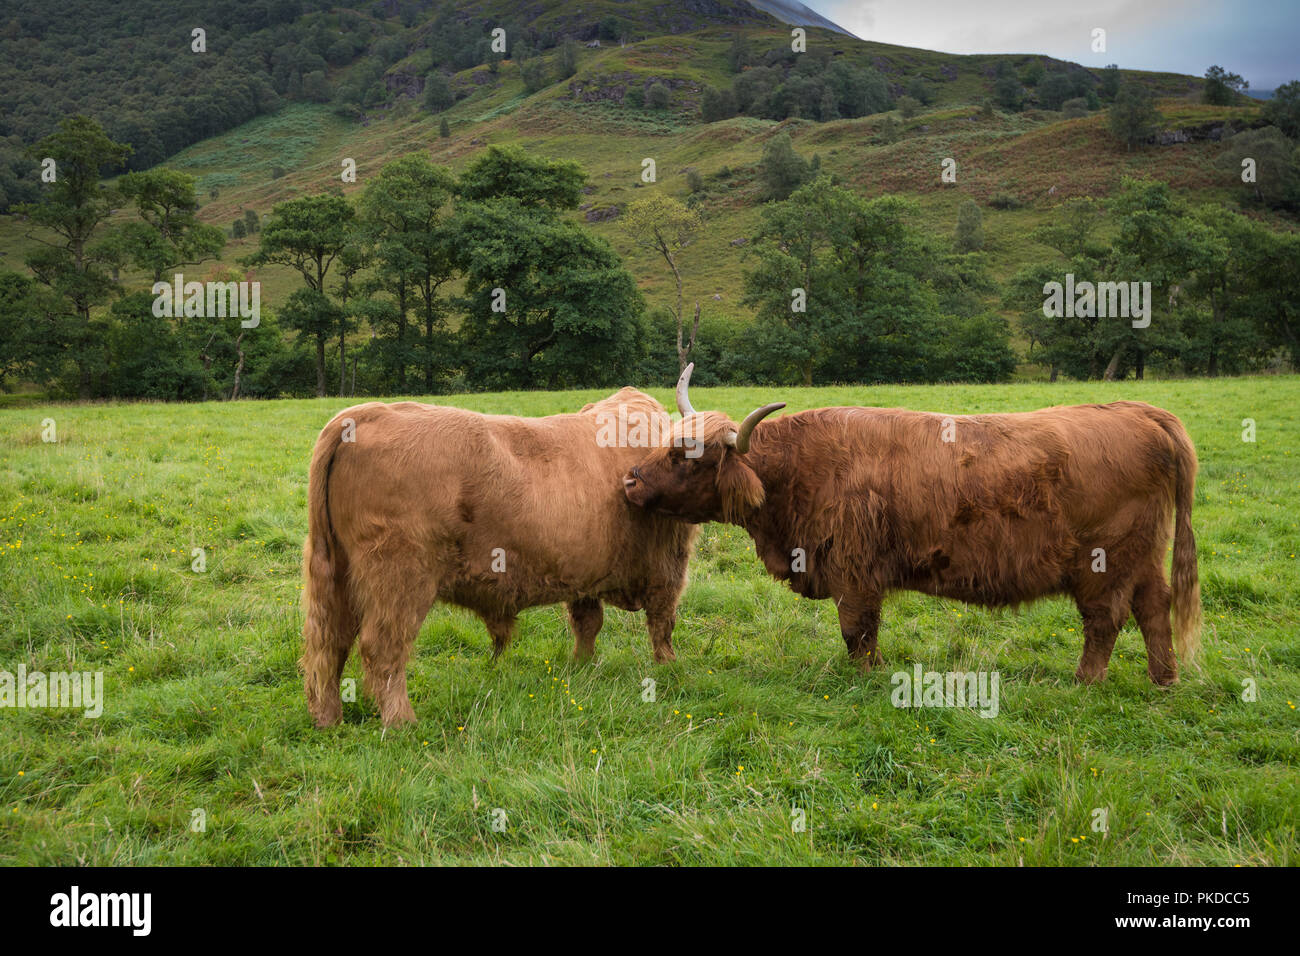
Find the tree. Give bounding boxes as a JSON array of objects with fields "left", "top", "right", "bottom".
[
  {"left": 1098, "top": 64, "right": 1122, "bottom": 101},
  {"left": 728, "top": 31, "right": 751, "bottom": 73},
  {"left": 243, "top": 193, "right": 356, "bottom": 395},
  {"left": 243, "top": 194, "right": 355, "bottom": 295},
  {"left": 878, "top": 114, "right": 901, "bottom": 143},
  {"left": 232, "top": 218, "right": 247, "bottom": 238},
  {"left": 358, "top": 155, "right": 458, "bottom": 392},
  {"left": 825, "top": 61, "right": 891, "bottom": 118},
  {"left": 620, "top": 195, "right": 704, "bottom": 374},
  {"left": 1217, "top": 126, "right": 1300, "bottom": 209},
  {"left": 557, "top": 38, "right": 579, "bottom": 79},
  {"left": 1108, "top": 82, "right": 1161, "bottom": 151},
  {"left": 424, "top": 72, "right": 454, "bottom": 112},
  {"left": 112, "top": 167, "right": 225, "bottom": 281},
  {"left": 521, "top": 58, "right": 548, "bottom": 94},
  {"left": 1038, "top": 72, "right": 1076, "bottom": 111},
  {"left": 16, "top": 116, "right": 130, "bottom": 397},
  {"left": 1203, "top": 65, "right": 1248, "bottom": 105},
  {"left": 954, "top": 199, "right": 984, "bottom": 252},
  {"left": 280, "top": 288, "right": 344, "bottom": 397},
  {"left": 906, "top": 76, "right": 933, "bottom": 105},
  {"left": 1020, "top": 61, "right": 1045, "bottom": 88},
  {"left": 451, "top": 201, "right": 646, "bottom": 389},
  {"left": 993, "top": 74, "right": 1024, "bottom": 112},
  {"left": 897, "top": 95, "right": 920, "bottom": 119},
  {"left": 1033, "top": 196, "right": 1106, "bottom": 260},
  {"left": 1263, "top": 80, "right": 1300, "bottom": 138},
  {"left": 1182, "top": 205, "right": 1274, "bottom": 375},
  {"left": 1062, "top": 97, "right": 1089, "bottom": 119},
  {"left": 302, "top": 70, "right": 331, "bottom": 103},
  {"left": 1008, "top": 186, "right": 1210, "bottom": 381},
  {"left": 599, "top": 16, "right": 623, "bottom": 42},
  {"left": 742, "top": 178, "right": 1002, "bottom": 385},
  {"left": 645, "top": 83, "right": 671, "bottom": 110},
  {"left": 759, "top": 132, "right": 810, "bottom": 200},
  {"left": 1107, "top": 178, "right": 1218, "bottom": 379},
  {"left": 701, "top": 85, "right": 737, "bottom": 122},
  {"left": 457, "top": 144, "right": 584, "bottom": 209},
  {"left": 0, "top": 271, "right": 55, "bottom": 390}
]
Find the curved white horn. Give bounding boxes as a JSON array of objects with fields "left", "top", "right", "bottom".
[
  {"left": 675, "top": 362, "right": 696, "bottom": 417},
  {"left": 727, "top": 402, "right": 786, "bottom": 454}
]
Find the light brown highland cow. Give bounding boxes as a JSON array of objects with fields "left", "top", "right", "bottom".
[{"left": 302, "top": 388, "right": 697, "bottom": 727}]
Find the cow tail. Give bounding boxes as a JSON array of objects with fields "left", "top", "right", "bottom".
[
  {"left": 302, "top": 417, "right": 350, "bottom": 722},
  {"left": 1154, "top": 410, "right": 1202, "bottom": 665}
]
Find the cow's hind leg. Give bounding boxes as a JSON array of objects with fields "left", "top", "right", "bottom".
[
  {"left": 1132, "top": 564, "right": 1178, "bottom": 686},
  {"left": 354, "top": 560, "right": 437, "bottom": 727},
  {"left": 568, "top": 598, "right": 604, "bottom": 660},
  {"left": 837, "top": 593, "right": 884, "bottom": 670},
  {"left": 303, "top": 563, "right": 359, "bottom": 728}
]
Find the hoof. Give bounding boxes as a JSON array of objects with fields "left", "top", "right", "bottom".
[{"left": 380, "top": 702, "right": 417, "bottom": 727}]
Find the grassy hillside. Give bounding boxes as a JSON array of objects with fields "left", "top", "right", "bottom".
[
  {"left": 1, "top": 376, "right": 1296, "bottom": 864},
  {"left": 0, "top": 15, "right": 1277, "bottom": 359}
]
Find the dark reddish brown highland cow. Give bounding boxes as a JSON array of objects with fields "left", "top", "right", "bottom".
[
  {"left": 302, "top": 388, "right": 697, "bottom": 727},
  {"left": 623, "top": 365, "right": 1202, "bottom": 684}
]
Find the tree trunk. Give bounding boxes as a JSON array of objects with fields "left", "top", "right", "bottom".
[
  {"left": 397, "top": 285, "right": 407, "bottom": 391},
  {"left": 199, "top": 332, "right": 216, "bottom": 401},
  {"left": 802, "top": 361, "right": 813, "bottom": 387},
  {"left": 425, "top": 305, "right": 435, "bottom": 392},
  {"left": 1049, "top": 364, "right": 1059, "bottom": 383},
  {"left": 1209, "top": 289, "right": 1223, "bottom": 377},
  {"left": 1135, "top": 349, "right": 1145, "bottom": 380},
  {"left": 230, "top": 330, "right": 246, "bottom": 400},
  {"left": 338, "top": 324, "right": 346, "bottom": 397},
  {"left": 1101, "top": 343, "right": 1124, "bottom": 381},
  {"left": 316, "top": 335, "right": 326, "bottom": 397},
  {"left": 677, "top": 302, "right": 701, "bottom": 374}
]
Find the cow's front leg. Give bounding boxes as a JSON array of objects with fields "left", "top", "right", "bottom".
[
  {"left": 567, "top": 597, "right": 604, "bottom": 660},
  {"left": 644, "top": 587, "right": 680, "bottom": 663},
  {"left": 1073, "top": 600, "right": 1124, "bottom": 683},
  {"left": 836, "top": 593, "right": 883, "bottom": 670}
]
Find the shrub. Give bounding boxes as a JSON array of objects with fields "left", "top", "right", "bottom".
[
  {"left": 954, "top": 199, "right": 984, "bottom": 252},
  {"left": 1062, "top": 97, "right": 1089, "bottom": 119},
  {"left": 645, "top": 82, "right": 671, "bottom": 110}
]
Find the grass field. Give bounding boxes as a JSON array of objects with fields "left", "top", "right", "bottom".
[{"left": 1, "top": 376, "right": 1297, "bottom": 865}]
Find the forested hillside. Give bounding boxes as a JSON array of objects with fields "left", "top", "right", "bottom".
[{"left": 1, "top": 0, "right": 1298, "bottom": 400}]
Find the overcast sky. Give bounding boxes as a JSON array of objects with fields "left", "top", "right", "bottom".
[{"left": 814, "top": 0, "right": 1297, "bottom": 90}]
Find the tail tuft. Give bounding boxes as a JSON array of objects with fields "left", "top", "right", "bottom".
[
  {"left": 301, "top": 415, "right": 351, "bottom": 726},
  {"left": 1154, "top": 410, "right": 1201, "bottom": 666}
]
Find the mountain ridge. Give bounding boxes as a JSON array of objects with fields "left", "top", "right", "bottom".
[{"left": 743, "top": 0, "right": 857, "bottom": 37}]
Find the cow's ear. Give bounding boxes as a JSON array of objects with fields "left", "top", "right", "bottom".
[{"left": 718, "top": 452, "right": 764, "bottom": 521}]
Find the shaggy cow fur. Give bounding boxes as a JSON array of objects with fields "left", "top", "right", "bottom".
[
  {"left": 624, "top": 401, "right": 1201, "bottom": 685},
  {"left": 302, "top": 388, "right": 697, "bottom": 727}
]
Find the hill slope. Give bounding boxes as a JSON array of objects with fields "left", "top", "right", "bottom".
[{"left": 0, "top": 0, "right": 1284, "bottom": 380}]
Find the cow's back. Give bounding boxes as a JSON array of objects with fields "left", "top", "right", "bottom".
[
  {"left": 777, "top": 402, "right": 1186, "bottom": 605},
  {"left": 321, "top": 395, "right": 688, "bottom": 608}
]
